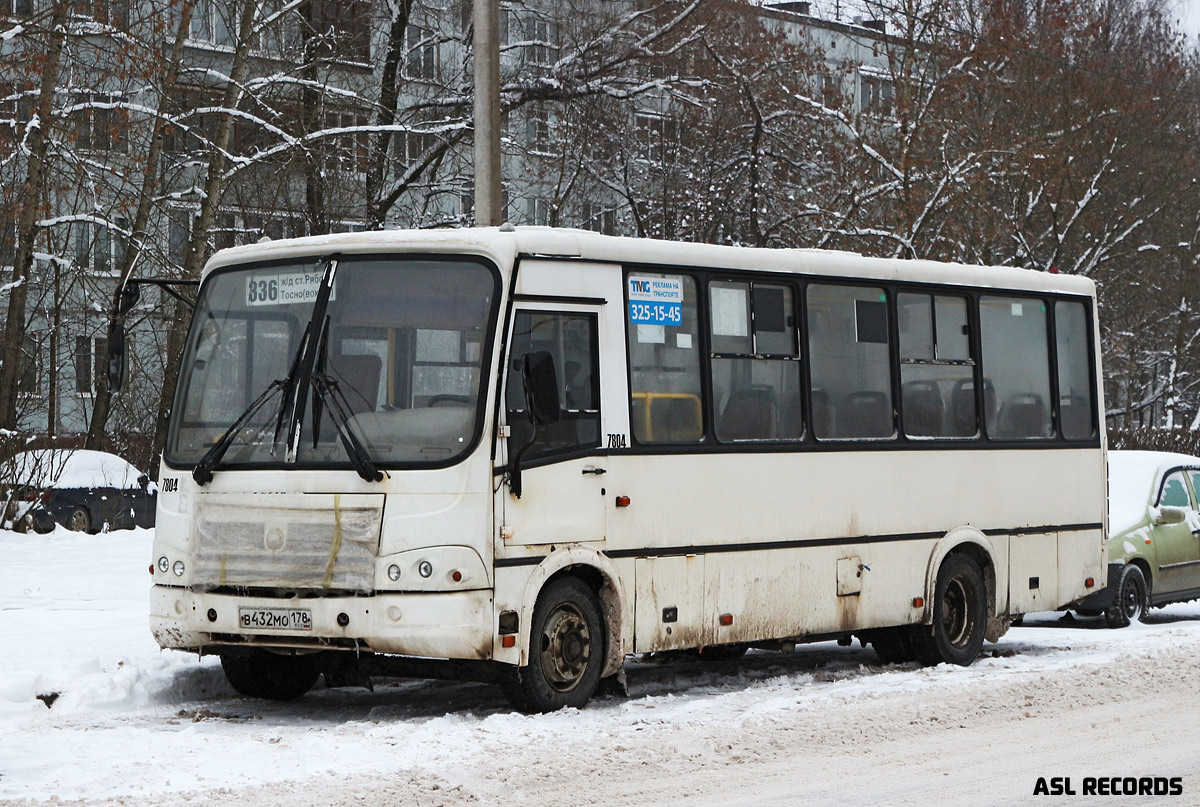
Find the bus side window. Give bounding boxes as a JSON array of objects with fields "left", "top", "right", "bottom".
[
  {"left": 709, "top": 280, "right": 801, "bottom": 443},
  {"left": 506, "top": 310, "right": 601, "bottom": 461},
  {"left": 1055, "top": 300, "right": 1095, "bottom": 440},
  {"left": 980, "top": 296, "right": 1053, "bottom": 440},
  {"left": 627, "top": 273, "right": 703, "bottom": 444},
  {"left": 897, "top": 293, "right": 975, "bottom": 439},
  {"left": 807, "top": 284, "right": 895, "bottom": 440}
]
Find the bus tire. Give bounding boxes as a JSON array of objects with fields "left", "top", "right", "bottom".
[
  {"left": 1104, "top": 564, "right": 1147, "bottom": 629},
  {"left": 220, "top": 650, "right": 319, "bottom": 701},
  {"left": 499, "top": 577, "right": 605, "bottom": 713},
  {"left": 912, "top": 553, "right": 987, "bottom": 666}
]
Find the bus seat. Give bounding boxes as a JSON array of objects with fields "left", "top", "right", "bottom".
[
  {"left": 843, "top": 390, "right": 892, "bottom": 438},
  {"left": 902, "top": 380, "right": 944, "bottom": 437},
  {"left": 720, "top": 390, "right": 777, "bottom": 440},
  {"left": 997, "top": 392, "right": 1048, "bottom": 438},
  {"left": 649, "top": 394, "right": 703, "bottom": 442},
  {"left": 811, "top": 388, "right": 834, "bottom": 438},
  {"left": 949, "top": 378, "right": 994, "bottom": 437}
]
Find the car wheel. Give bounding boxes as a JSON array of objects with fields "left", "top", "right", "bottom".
[
  {"left": 68, "top": 506, "right": 92, "bottom": 534},
  {"left": 219, "top": 651, "right": 320, "bottom": 701},
  {"left": 499, "top": 577, "right": 605, "bottom": 713},
  {"left": 1105, "top": 564, "right": 1148, "bottom": 629},
  {"left": 911, "top": 553, "right": 988, "bottom": 666}
]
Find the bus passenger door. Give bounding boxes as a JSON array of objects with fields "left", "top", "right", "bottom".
[{"left": 498, "top": 307, "right": 607, "bottom": 548}]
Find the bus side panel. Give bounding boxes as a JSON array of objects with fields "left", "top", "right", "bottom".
[{"left": 1007, "top": 533, "right": 1058, "bottom": 613}]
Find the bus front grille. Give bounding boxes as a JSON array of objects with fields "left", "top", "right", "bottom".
[{"left": 192, "top": 493, "right": 384, "bottom": 593}]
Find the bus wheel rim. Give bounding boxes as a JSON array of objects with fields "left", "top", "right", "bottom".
[
  {"left": 942, "top": 576, "right": 972, "bottom": 647},
  {"left": 539, "top": 603, "right": 591, "bottom": 692}
]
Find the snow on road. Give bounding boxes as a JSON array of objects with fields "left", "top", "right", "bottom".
[{"left": 2, "top": 528, "right": 1200, "bottom": 806}]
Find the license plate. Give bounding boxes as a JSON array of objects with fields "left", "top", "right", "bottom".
[{"left": 238, "top": 607, "right": 312, "bottom": 631}]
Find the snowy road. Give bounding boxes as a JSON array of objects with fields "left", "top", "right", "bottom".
[{"left": 3, "top": 529, "right": 1199, "bottom": 806}]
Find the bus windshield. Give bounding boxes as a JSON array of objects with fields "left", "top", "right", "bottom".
[{"left": 165, "top": 255, "right": 498, "bottom": 470}]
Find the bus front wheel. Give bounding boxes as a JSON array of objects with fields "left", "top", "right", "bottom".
[
  {"left": 499, "top": 577, "right": 605, "bottom": 713},
  {"left": 220, "top": 650, "right": 320, "bottom": 701},
  {"left": 913, "top": 553, "right": 987, "bottom": 666}
]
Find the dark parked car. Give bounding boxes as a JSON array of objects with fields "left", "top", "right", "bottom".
[{"left": 5, "top": 449, "right": 157, "bottom": 533}]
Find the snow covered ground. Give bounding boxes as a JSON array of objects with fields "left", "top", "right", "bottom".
[{"left": 3, "top": 527, "right": 1200, "bottom": 806}]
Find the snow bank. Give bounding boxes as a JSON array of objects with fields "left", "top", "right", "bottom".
[{"left": 2, "top": 449, "right": 150, "bottom": 491}]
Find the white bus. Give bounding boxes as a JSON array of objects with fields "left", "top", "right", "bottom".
[{"left": 146, "top": 227, "right": 1107, "bottom": 712}]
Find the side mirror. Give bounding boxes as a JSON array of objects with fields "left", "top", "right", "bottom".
[
  {"left": 137, "top": 474, "right": 149, "bottom": 491},
  {"left": 1156, "top": 506, "right": 1187, "bottom": 525},
  {"left": 522, "top": 351, "right": 561, "bottom": 426},
  {"left": 107, "top": 281, "right": 139, "bottom": 394},
  {"left": 107, "top": 320, "right": 126, "bottom": 394}
]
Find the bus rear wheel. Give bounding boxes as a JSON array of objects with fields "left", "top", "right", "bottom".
[
  {"left": 499, "top": 577, "right": 605, "bottom": 713},
  {"left": 912, "top": 553, "right": 987, "bottom": 667},
  {"left": 220, "top": 650, "right": 320, "bottom": 701}
]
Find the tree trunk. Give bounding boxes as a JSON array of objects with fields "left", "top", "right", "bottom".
[
  {"left": 84, "top": 0, "right": 197, "bottom": 451},
  {"left": 149, "top": 0, "right": 263, "bottom": 474},
  {"left": 0, "top": 0, "right": 69, "bottom": 431}
]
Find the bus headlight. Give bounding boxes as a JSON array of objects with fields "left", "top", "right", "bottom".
[
  {"left": 418, "top": 560, "right": 433, "bottom": 578},
  {"left": 387, "top": 564, "right": 402, "bottom": 581},
  {"left": 157, "top": 556, "right": 169, "bottom": 573},
  {"left": 172, "top": 560, "right": 185, "bottom": 577}
]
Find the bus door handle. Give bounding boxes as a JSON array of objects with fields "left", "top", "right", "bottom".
[{"left": 582, "top": 467, "right": 607, "bottom": 475}]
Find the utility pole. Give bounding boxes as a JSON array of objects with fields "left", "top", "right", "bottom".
[{"left": 473, "top": 0, "right": 503, "bottom": 226}]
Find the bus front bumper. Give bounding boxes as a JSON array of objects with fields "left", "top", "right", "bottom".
[{"left": 150, "top": 585, "right": 494, "bottom": 661}]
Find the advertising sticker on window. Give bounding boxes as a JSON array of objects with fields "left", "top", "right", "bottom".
[{"left": 628, "top": 276, "right": 683, "bottom": 327}]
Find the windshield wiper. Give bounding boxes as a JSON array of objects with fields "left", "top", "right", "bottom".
[
  {"left": 313, "top": 370, "right": 385, "bottom": 483},
  {"left": 310, "top": 313, "right": 384, "bottom": 483},
  {"left": 192, "top": 379, "right": 285, "bottom": 485}
]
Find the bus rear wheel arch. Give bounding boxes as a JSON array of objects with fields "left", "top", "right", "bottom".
[
  {"left": 912, "top": 552, "right": 988, "bottom": 666},
  {"left": 499, "top": 576, "right": 606, "bottom": 713}
]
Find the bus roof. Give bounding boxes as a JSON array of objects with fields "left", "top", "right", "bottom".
[{"left": 202, "top": 226, "right": 1096, "bottom": 297}]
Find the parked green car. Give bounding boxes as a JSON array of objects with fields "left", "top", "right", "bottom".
[{"left": 1074, "top": 450, "right": 1200, "bottom": 628}]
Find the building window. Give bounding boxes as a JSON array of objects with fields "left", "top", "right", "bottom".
[
  {"left": 311, "top": 0, "right": 370, "bottom": 61},
  {"left": 527, "top": 198, "right": 550, "bottom": 226},
  {"left": 404, "top": 25, "right": 437, "bottom": 79},
  {"left": 635, "top": 113, "right": 679, "bottom": 165},
  {"left": 18, "top": 335, "right": 39, "bottom": 395},
  {"left": 72, "top": 221, "right": 124, "bottom": 275},
  {"left": 527, "top": 104, "right": 550, "bottom": 150},
  {"left": 581, "top": 203, "right": 615, "bottom": 235},
  {"left": 168, "top": 209, "right": 192, "bottom": 267},
  {"left": 70, "top": 93, "right": 127, "bottom": 153},
  {"left": 70, "top": 0, "right": 128, "bottom": 26},
  {"left": 191, "top": 0, "right": 234, "bottom": 46},
  {"left": 323, "top": 109, "right": 369, "bottom": 172},
  {"left": 1, "top": 0, "right": 35, "bottom": 17},
  {"left": 860, "top": 74, "right": 893, "bottom": 116},
  {"left": 75, "top": 334, "right": 108, "bottom": 395},
  {"left": 525, "top": 16, "right": 556, "bottom": 70}
]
